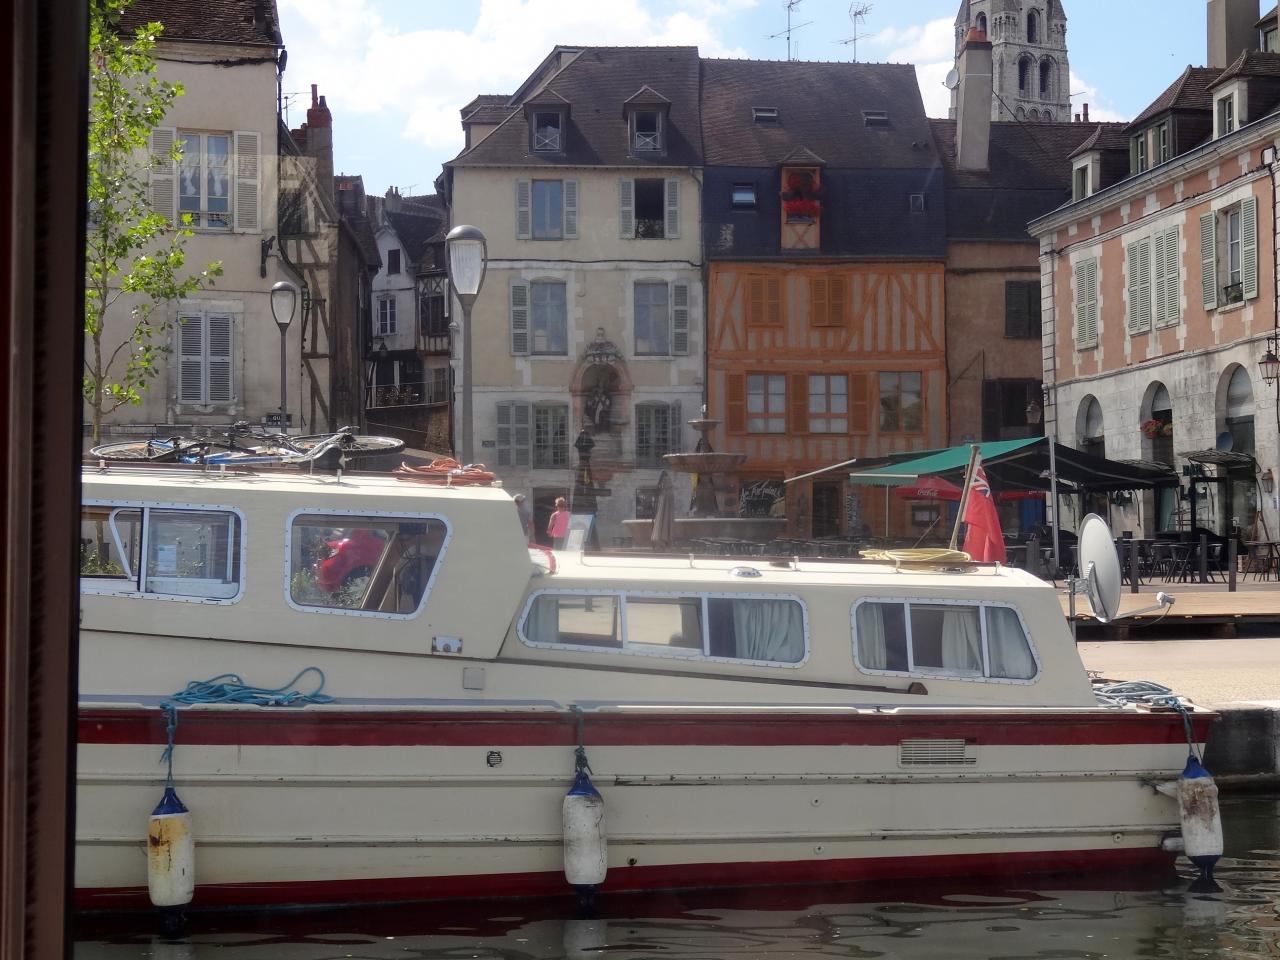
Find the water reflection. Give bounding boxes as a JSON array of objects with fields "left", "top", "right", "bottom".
[{"left": 75, "top": 796, "right": 1280, "bottom": 960}]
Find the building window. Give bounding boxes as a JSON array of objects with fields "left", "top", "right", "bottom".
[
  {"left": 1156, "top": 123, "right": 1169, "bottom": 164},
  {"left": 532, "top": 111, "right": 561, "bottom": 151},
  {"left": 387, "top": 248, "right": 401, "bottom": 275},
  {"left": 533, "top": 403, "right": 569, "bottom": 468},
  {"left": 1027, "top": 9, "right": 1039, "bottom": 43},
  {"left": 377, "top": 297, "right": 397, "bottom": 335},
  {"left": 1072, "top": 165, "right": 1089, "bottom": 201},
  {"left": 634, "top": 179, "right": 665, "bottom": 239},
  {"left": 1227, "top": 207, "right": 1242, "bottom": 289},
  {"left": 809, "top": 276, "right": 846, "bottom": 327},
  {"left": 178, "top": 132, "right": 231, "bottom": 229},
  {"left": 530, "top": 280, "right": 567, "bottom": 355},
  {"left": 908, "top": 193, "right": 926, "bottom": 213},
  {"left": 808, "top": 375, "right": 848, "bottom": 433},
  {"left": 421, "top": 291, "right": 448, "bottom": 337},
  {"left": 634, "top": 281, "right": 670, "bottom": 356},
  {"left": 1134, "top": 133, "right": 1147, "bottom": 173},
  {"left": 746, "top": 374, "right": 786, "bottom": 433},
  {"left": 1018, "top": 57, "right": 1031, "bottom": 95},
  {"left": 632, "top": 110, "right": 661, "bottom": 152},
  {"left": 982, "top": 379, "right": 1040, "bottom": 441},
  {"left": 862, "top": 110, "right": 890, "bottom": 127},
  {"left": 1202, "top": 199, "right": 1257, "bottom": 309},
  {"left": 731, "top": 183, "right": 757, "bottom": 209},
  {"left": 752, "top": 106, "right": 779, "bottom": 122},
  {"left": 746, "top": 277, "right": 783, "bottom": 326},
  {"left": 879, "top": 372, "right": 923, "bottom": 433},
  {"left": 1039, "top": 59, "right": 1050, "bottom": 98},
  {"left": 177, "top": 310, "right": 233, "bottom": 404},
  {"left": 533, "top": 180, "right": 563, "bottom": 240},
  {"left": 1224, "top": 366, "right": 1255, "bottom": 457},
  {"left": 1217, "top": 94, "right": 1235, "bottom": 136},
  {"left": 1004, "top": 280, "right": 1042, "bottom": 339},
  {"left": 1080, "top": 395, "right": 1105, "bottom": 458},
  {"left": 635, "top": 401, "right": 682, "bottom": 466}
]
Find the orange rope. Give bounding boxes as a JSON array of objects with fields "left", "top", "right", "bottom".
[{"left": 394, "top": 458, "right": 497, "bottom": 486}]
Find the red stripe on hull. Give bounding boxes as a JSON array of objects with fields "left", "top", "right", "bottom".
[
  {"left": 74, "top": 845, "right": 1176, "bottom": 911},
  {"left": 78, "top": 708, "right": 1214, "bottom": 749}
]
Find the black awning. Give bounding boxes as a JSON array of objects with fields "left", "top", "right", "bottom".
[{"left": 1183, "top": 449, "right": 1257, "bottom": 467}]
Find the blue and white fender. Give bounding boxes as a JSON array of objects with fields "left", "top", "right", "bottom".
[
  {"left": 1158, "top": 755, "right": 1223, "bottom": 881},
  {"left": 562, "top": 769, "right": 607, "bottom": 889},
  {"left": 147, "top": 786, "right": 195, "bottom": 908}
]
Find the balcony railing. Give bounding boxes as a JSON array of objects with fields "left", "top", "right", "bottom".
[
  {"left": 1221, "top": 282, "right": 1244, "bottom": 305},
  {"left": 366, "top": 379, "right": 449, "bottom": 409}
]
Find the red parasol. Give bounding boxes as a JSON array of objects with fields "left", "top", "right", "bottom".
[
  {"left": 892, "top": 476, "right": 963, "bottom": 501},
  {"left": 996, "top": 489, "right": 1046, "bottom": 503}
]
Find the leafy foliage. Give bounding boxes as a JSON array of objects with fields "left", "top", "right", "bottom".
[{"left": 85, "top": 0, "right": 223, "bottom": 441}]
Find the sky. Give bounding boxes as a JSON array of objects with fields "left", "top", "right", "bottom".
[{"left": 275, "top": 0, "right": 1237, "bottom": 197}]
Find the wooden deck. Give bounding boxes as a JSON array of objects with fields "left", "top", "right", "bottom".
[{"left": 1059, "top": 580, "right": 1280, "bottom": 635}]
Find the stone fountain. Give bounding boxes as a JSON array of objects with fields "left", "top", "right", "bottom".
[{"left": 622, "top": 419, "right": 786, "bottom": 546}]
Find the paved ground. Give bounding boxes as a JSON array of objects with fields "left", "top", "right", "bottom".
[{"left": 1079, "top": 636, "right": 1280, "bottom": 708}]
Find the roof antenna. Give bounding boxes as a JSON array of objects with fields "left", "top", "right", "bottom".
[
  {"left": 837, "top": 2, "right": 874, "bottom": 62},
  {"left": 766, "top": 0, "right": 812, "bottom": 61}
]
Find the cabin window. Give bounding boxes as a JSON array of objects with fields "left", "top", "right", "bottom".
[
  {"left": 853, "top": 599, "right": 1037, "bottom": 682},
  {"left": 80, "top": 503, "right": 243, "bottom": 601},
  {"left": 521, "top": 591, "right": 807, "bottom": 666},
  {"left": 288, "top": 512, "right": 448, "bottom": 617}
]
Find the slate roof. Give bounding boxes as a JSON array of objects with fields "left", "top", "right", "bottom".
[
  {"left": 1207, "top": 49, "right": 1280, "bottom": 89},
  {"left": 120, "top": 0, "right": 281, "bottom": 46},
  {"left": 1068, "top": 122, "right": 1131, "bottom": 159},
  {"left": 335, "top": 177, "right": 381, "bottom": 270},
  {"left": 1127, "top": 66, "right": 1223, "bottom": 129},
  {"left": 700, "top": 59, "right": 936, "bottom": 169},
  {"left": 1257, "top": 5, "right": 1276, "bottom": 29},
  {"left": 387, "top": 209, "right": 445, "bottom": 271},
  {"left": 461, "top": 95, "right": 515, "bottom": 124},
  {"left": 450, "top": 46, "right": 702, "bottom": 168}
]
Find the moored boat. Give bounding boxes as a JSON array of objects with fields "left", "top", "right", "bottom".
[{"left": 76, "top": 464, "right": 1213, "bottom": 910}]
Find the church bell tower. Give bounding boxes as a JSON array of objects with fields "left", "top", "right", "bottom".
[{"left": 950, "top": 1, "right": 1070, "bottom": 122}]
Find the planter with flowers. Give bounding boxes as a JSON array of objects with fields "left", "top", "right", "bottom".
[
  {"left": 1141, "top": 419, "right": 1173, "bottom": 439},
  {"left": 782, "top": 170, "right": 822, "bottom": 222}
]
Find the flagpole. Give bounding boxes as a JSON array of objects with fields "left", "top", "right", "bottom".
[{"left": 950, "top": 444, "right": 982, "bottom": 551}]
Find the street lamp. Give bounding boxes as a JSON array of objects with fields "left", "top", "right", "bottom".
[
  {"left": 270, "top": 280, "right": 299, "bottom": 428},
  {"left": 445, "top": 224, "right": 487, "bottom": 464}
]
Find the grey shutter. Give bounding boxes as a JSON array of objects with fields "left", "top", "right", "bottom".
[
  {"left": 1200, "top": 211, "right": 1217, "bottom": 310},
  {"left": 510, "top": 280, "right": 530, "bottom": 355},
  {"left": 671, "top": 281, "right": 690, "bottom": 355},
  {"left": 668, "top": 400, "right": 683, "bottom": 454},
  {"left": 149, "top": 126, "right": 177, "bottom": 223},
  {"left": 513, "top": 401, "right": 532, "bottom": 467},
  {"left": 495, "top": 401, "right": 513, "bottom": 466},
  {"left": 515, "top": 179, "right": 531, "bottom": 240},
  {"left": 207, "top": 313, "right": 233, "bottom": 401},
  {"left": 664, "top": 177, "right": 679, "bottom": 239},
  {"left": 1075, "top": 258, "right": 1098, "bottom": 346},
  {"left": 563, "top": 179, "right": 579, "bottom": 238},
  {"left": 619, "top": 178, "right": 634, "bottom": 239},
  {"left": 1241, "top": 196, "right": 1258, "bottom": 300},
  {"left": 177, "top": 313, "right": 204, "bottom": 403},
  {"left": 1127, "top": 239, "right": 1151, "bottom": 333},
  {"left": 233, "top": 130, "right": 260, "bottom": 232},
  {"left": 1005, "top": 280, "right": 1029, "bottom": 337},
  {"left": 1161, "top": 228, "right": 1179, "bottom": 324}
]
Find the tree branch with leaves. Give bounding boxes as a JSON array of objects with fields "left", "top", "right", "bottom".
[{"left": 85, "top": 0, "right": 222, "bottom": 441}]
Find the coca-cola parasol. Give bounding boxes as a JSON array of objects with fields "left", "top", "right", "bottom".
[{"left": 892, "top": 476, "right": 963, "bottom": 501}]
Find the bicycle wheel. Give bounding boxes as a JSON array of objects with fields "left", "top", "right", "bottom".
[
  {"left": 89, "top": 438, "right": 242, "bottom": 463},
  {"left": 291, "top": 434, "right": 406, "bottom": 459}
]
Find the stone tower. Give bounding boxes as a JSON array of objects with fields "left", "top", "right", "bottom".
[{"left": 950, "top": 1, "right": 1070, "bottom": 122}]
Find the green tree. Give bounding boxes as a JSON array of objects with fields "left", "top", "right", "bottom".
[{"left": 85, "top": 0, "right": 222, "bottom": 442}]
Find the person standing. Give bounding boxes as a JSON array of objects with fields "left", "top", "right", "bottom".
[
  {"left": 547, "top": 496, "right": 570, "bottom": 548},
  {"left": 514, "top": 494, "right": 532, "bottom": 541}
]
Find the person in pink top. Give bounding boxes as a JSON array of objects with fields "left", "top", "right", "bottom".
[{"left": 547, "top": 497, "right": 570, "bottom": 548}]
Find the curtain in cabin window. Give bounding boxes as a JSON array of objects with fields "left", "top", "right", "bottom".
[{"left": 729, "top": 598, "right": 804, "bottom": 663}]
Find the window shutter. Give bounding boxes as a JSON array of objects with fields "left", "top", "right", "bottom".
[
  {"left": 1160, "top": 228, "right": 1179, "bottom": 324},
  {"left": 513, "top": 402, "right": 532, "bottom": 467},
  {"left": 747, "top": 277, "right": 764, "bottom": 326},
  {"left": 1241, "top": 196, "right": 1258, "bottom": 300},
  {"left": 1005, "top": 280, "right": 1029, "bottom": 337},
  {"left": 1200, "top": 212, "right": 1217, "bottom": 309},
  {"left": 811, "top": 277, "right": 829, "bottom": 327},
  {"left": 509, "top": 280, "right": 530, "bottom": 355},
  {"left": 981, "top": 380, "right": 1000, "bottom": 441},
  {"left": 515, "top": 179, "right": 531, "bottom": 240},
  {"left": 149, "top": 126, "right": 177, "bottom": 223},
  {"left": 206, "top": 314, "right": 233, "bottom": 401},
  {"left": 1075, "top": 258, "right": 1098, "bottom": 346},
  {"left": 496, "top": 402, "right": 513, "bottom": 466},
  {"left": 725, "top": 373, "right": 746, "bottom": 434},
  {"left": 671, "top": 281, "right": 690, "bottom": 355},
  {"left": 619, "top": 178, "right": 635, "bottom": 239},
  {"left": 232, "top": 131, "right": 260, "bottom": 232},
  {"left": 664, "top": 178, "right": 679, "bottom": 238},
  {"left": 830, "top": 276, "right": 846, "bottom": 326},
  {"left": 563, "top": 179, "right": 579, "bottom": 239},
  {"left": 765, "top": 278, "right": 782, "bottom": 325},
  {"left": 848, "top": 372, "right": 870, "bottom": 434},
  {"left": 1138, "top": 238, "right": 1153, "bottom": 330},
  {"left": 1132, "top": 238, "right": 1152, "bottom": 333},
  {"left": 788, "top": 372, "right": 808, "bottom": 435},
  {"left": 668, "top": 400, "right": 683, "bottom": 453},
  {"left": 178, "top": 313, "right": 204, "bottom": 403}
]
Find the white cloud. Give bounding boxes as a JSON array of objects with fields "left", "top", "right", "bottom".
[
  {"left": 866, "top": 17, "right": 955, "bottom": 118},
  {"left": 1069, "top": 71, "right": 1126, "bottom": 123}
]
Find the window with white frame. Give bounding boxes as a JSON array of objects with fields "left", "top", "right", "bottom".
[
  {"left": 1133, "top": 133, "right": 1147, "bottom": 174},
  {"left": 178, "top": 132, "right": 231, "bottom": 229},
  {"left": 515, "top": 178, "right": 578, "bottom": 241},
  {"left": 620, "top": 177, "right": 679, "bottom": 239},
  {"left": 531, "top": 280, "right": 567, "bottom": 355},
  {"left": 632, "top": 110, "right": 661, "bottom": 152},
  {"left": 878, "top": 372, "right": 923, "bottom": 433},
  {"left": 1217, "top": 94, "right": 1235, "bottom": 137},
  {"left": 377, "top": 296, "right": 397, "bottom": 335},
  {"left": 533, "top": 180, "right": 563, "bottom": 240},
  {"left": 1156, "top": 122, "right": 1170, "bottom": 164},
  {"left": 533, "top": 403, "right": 569, "bottom": 468},
  {"left": 1200, "top": 198, "right": 1258, "bottom": 309},
  {"left": 808, "top": 374, "right": 848, "bottom": 433},
  {"left": 746, "top": 373, "right": 786, "bottom": 433},
  {"left": 635, "top": 400, "right": 682, "bottom": 466},
  {"left": 634, "top": 281, "right": 670, "bottom": 355},
  {"left": 1073, "top": 256, "right": 1099, "bottom": 347},
  {"left": 853, "top": 599, "right": 1037, "bottom": 681},
  {"left": 532, "top": 112, "right": 562, "bottom": 151},
  {"left": 177, "top": 309, "right": 233, "bottom": 405}
]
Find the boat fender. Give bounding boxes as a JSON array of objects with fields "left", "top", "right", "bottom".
[
  {"left": 1174, "top": 755, "right": 1223, "bottom": 882},
  {"left": 147, "top": 786, "right": 195, "bottom": 908},
  {"left": 562, "top": 767, "right": 607, "bottom": 890}
]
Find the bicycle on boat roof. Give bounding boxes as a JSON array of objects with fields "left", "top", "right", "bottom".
[{"left": 88, "top": 421, "right": 405, "bottom": 466}]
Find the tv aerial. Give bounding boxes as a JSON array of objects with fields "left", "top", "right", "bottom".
[
  {"left": 767, "top": 0, "right": 812, "bottom": 61},
  {"left": 837, "top": 2, "right": 874, "bottom": 62}
]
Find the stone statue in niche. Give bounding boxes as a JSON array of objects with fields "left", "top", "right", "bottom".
[
  {"left": 585, "top": 381, "right": 611, "bottom": 431},
  {"left": 582, "top": 365, "right": 619, "bottom": 432}
]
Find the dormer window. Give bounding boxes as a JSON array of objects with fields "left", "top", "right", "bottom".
[
  {"left": 1217, "top": 94, "right": 1235, "bottom": 137},
  {"left": 633, "top": 110, "right": 661, "bottom": 151},
  {"left": 533, "top": 112, "right": 562, "bottom": 152},
  {"left": 1072, "top": 164, "right": 1090, "bottom": 201},
  {"left": 622, "top": 86, "right": 670, "bottom": 157}
]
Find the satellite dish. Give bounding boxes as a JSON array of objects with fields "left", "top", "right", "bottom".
[
  {"left": 944, "top": 68, "right": 960, "bottom": 90},
  {"left": 1077, "top": 513, "right": 1121, "bottom": 623},
  {"left": 1215, "top": 431, "right": 1234, "bottom": 453}
]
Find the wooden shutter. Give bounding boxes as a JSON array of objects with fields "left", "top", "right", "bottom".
[
  {"left": 829, "top": 275, "right": 846, "bottom": 327},
  {"left": 664, "top": 178, "right": 679, "bottom": 238},
  {"left": 512, "top": 402, "right": 532, "bottom": 467},
  {"left": 563, "top": 179, "right": 579, "bottom": 238},
  {"left": 149, "top": 126, "right": 177, "bottom": 223},
  {"left": 619, "top": 178, "right": 635, "bottom": 239},
  {"left": 233, "top": 130, "right": 260, "bottom": 232},
  {"left": 495, "top": 401, "right": 513, "bottom": 466},
  {"left": 747, "top": 278, "right": 764, "bottom": 326},
  {"left": 1241, "top": 196, "right": 1258, "bottom": 300},
  {"left": 1005, "top": 281, "right": 1029, "bottom": 337},
  {"left": 510, "top": 280, "right": 530, "bottom": 355},
  {"left": 668, "top": 400, "right": 683, "bottom": 453},
  {"left": 848, "top": 371, "right": 870, "bottom": 434},
  {"left": 515, "top": 179, "right": 531, "bottom": 240},
  {"left": 177, "top": 313, "right": 204, "bottom": 403},
  {"left": 671, "top": 281, "right": 690, "bottom": 355},
  {"left": 1074, "top": 258, "right": 1098, "bottom": 346},
  {"left": 760, "top": 277, "right": 781, "bottom": 325},
  {"left": 725, "top": 372, "right": 746, "bottom": 434},
  {"left": 1129, "top": 238, "right": 1151, "bottom": 333},
  {"left": 788, "top": 372, "right": 809, "bottom": 435},
  {"left": 1137, "top": 238, "right": 1153, "bottom": 331},
  {"left": 206, "top": 313, "right": 233, "bottom": 401},
  {"left": 1200, "top": 211, "right": 1217, "bottom": 309},
  {"left": 1160, "top": 227, "right": 1179, "bottom": 324},
  {"left": 811, "top": 277, "right": 829, "bottom": 327}
]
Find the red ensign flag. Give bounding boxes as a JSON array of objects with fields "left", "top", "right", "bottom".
[{"left": 962, "top": 460, "right": 1007, "bottom": 563}]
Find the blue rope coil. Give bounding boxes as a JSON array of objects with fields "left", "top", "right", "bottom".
[{"left": 166, "top": 667, "right": 336, "bottom": 708}]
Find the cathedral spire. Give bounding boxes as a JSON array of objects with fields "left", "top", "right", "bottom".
[{"left": 949, "top": 1, "right": 1071, "bottom": 123}]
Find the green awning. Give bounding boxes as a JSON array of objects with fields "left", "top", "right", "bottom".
[{"left": 847, "top": 438, "right": 1040, "bottom": 485}]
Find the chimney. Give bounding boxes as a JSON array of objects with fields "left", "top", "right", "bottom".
[
  {"left": 304, "top": 85, "right": 334, "bottom": 202},
  {"left": 955, "top": 27, "right": 992, "bottom": 173},
  {"left": 1074, "top": 112, "right": 1081, "bottom": 122},
  {"left": 1082, "top": 103, "right": 1090, "bottom": 123},
  {"left": 1207, "top": 0, "right": 1257, "bottom": 69}
]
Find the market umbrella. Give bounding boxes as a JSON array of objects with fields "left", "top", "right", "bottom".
[
  {"left": 651, "top": 470, "right": 675, "bottom": 551},
  {"left": 892, "top": 475, "right": 963, "bottom": 501}
]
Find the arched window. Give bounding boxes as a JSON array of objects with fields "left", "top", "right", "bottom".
[
  {"left": 1145, "top": 382, "right": 1175, "bottom": 463},
  {"left": 1027, "top": 9, "right": 1039, "bottom": 43},
  {"left": 1039, "top": 59, "right": 1051, "bottom": 98},
  {"left": 976, "top": 12, "right": 988, "bottom": 34},
  {"left": 1018, "top": 57, "right": 1032, "bottom": 94},
  {"left": 1223, "top": 366, "right": 1255, "bottom": 456},
  {"left": 1079, "top": 396, "right": 1105, "bottom": 458},
  {"left": 1042, "top": 110, "right": 1053, "bottom": 121},
  {"left": 1030, "top": 108, "right": 1041, "bottom": 121}
]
